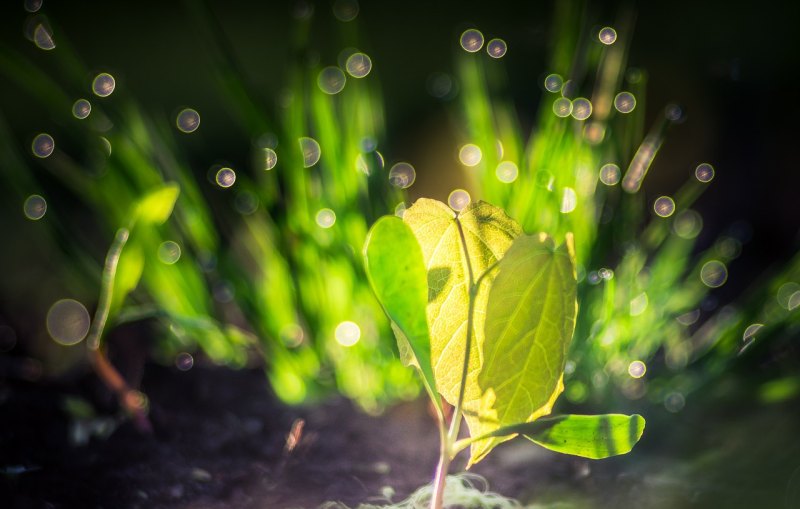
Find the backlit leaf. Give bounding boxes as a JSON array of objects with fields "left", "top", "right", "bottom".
[
  {"left": 485, "top": 414, "right": 646, "bottom": 459},
  {"left": 111, "top": 242, "right": 144, "bottom": 314},
  {"left": 364, "top": 216, "right": 439, "bottom": 408},
  {"left": 402, "top": 199, "right": 521, "bottom": 432},
  {"left": 469, "top": 233, "right": 577, "bottom": 465},
  {"left": 133, "top": 182, "right": 180, "bottom": 225}
]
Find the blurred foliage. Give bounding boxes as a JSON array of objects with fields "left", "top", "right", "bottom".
[{"left": 0, "top": 0, "right": 797, "bottom": 416}]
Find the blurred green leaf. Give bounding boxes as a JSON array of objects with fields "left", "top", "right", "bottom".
[
  {"left": 133, "top": 183, "right": 180, "bottom": 226},
  {"left": 111, "top": 242, "right": 144, "bottom": 315},
  {"left": 470, "top": 233, "right": 578, "bottom": 465},
  {"left": 364, "top": 216, "right": 439, "bottom": 410}
]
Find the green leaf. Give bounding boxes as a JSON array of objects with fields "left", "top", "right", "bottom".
[
  {"left": 491, "top": 414, "right": 646, "bottom": 459},
  {"left": 133, "top": 183, "right": 180, "bottom": 225},
  {"left": 469, "top": 233, "right": 577, "bottom": 465},
  {"left": 110, "top": 242, "right": 144, "bottom": 315},
  {"left": 402, "top": 199, "right": 521, "bottom": 428},
  {"left": 364, "top": 216, "right": 439, "bottom": 409}
]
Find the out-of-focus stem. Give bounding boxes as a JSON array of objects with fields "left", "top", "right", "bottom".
[{"left": 86, "top": 228, "right": 152, "bottom": 433}]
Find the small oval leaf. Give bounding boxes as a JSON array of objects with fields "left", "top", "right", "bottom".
[
  {"left": 364, "top": 216, "right": 439, "bottom": 408},
  {"left": 520, "top": 414, "right": 646, "bottom": 459}
]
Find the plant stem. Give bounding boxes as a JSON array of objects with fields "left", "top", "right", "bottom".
[
  {"left": 86, "top": 228, "right": 152, "bottom": 432},
  {"left": 430, "top": 216, "right": 478, "bottom": 509}
]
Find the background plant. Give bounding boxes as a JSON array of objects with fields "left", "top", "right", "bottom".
[{"left": 0, "top": 0, "right": 797, "bottom": 423}]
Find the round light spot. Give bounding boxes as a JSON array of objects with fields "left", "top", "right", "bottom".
[
  {"left": 176, "top": 108, "right": 200, "bottom": 133},
  {"left": 598, "top": 268, "right": 614, "bottom": 280},
  {"left": 599, "top": 163, "right": 620, "bottom": 185},
  {"left": 158, "top": 241, "right": 181, "bottom": 265},
  {"left": 460, "top": 29, "right": 484, "bottom": 53},
  {"left": 426, "top": 72, "right": 453, "bottom": 99},
  {"left": 46, "top": 299, "right": 91, "bottom": 346},
  {"left": 360, "top": 137, "right": 377, "bottom": 153},
  {"left": 332, "top": 0, "right": 359, "bottom": 21},
  {"left": 535, "top": 169, "right": 554, "bottom": 190},
  {"left": 215, "top": 167, "right": 236, "bottom": 188},
  {"left": 72, "top": 99, "right": 91, "bottom": 119},
  {"left": 583, "top": 121, "right": 605, "bottom": 144},
  {"left": 24, "top": 0, "right": 43, "bottom": 13},
  {"left": 560, "top": 187, "right": 577, "bottom": 213},
  {"left": 458, "top": 144, "right": 482, "bottom": 167},
  {"left": 743, "top": 323, "right": 764, "bottom": 343},
  {"left": 628, "top": 360, "right": 646, "bottom": 378},
  {"left": 789, "top": 291, "right": 800, "bottom": 311},
  {"left": 32, "top": 133, "right": 54, "bottom": 158},
  {"left": 299, "top": 137, "right": 321, "bottom": 167},
  {"left": 598, "top": 27, "right": 617, "bottom": 45},
  {"left": 345, "top": 52, "right": 372, "bottom": 78},
  {"left": 561, "top": 79, "right": 576, "bottom": 98},
  {"left": 587, "top": 271, "right": 601, "bottom": 285},
  {"left": 335, "top": 321, "right": 361, "bottom": 346},
  {"left": 695, "top": 163, "right": 715, "bottom": 183},
  {"left": 486, "top": 38, "right": 507, "bottom": 58},
  {"left": 175, "top": 352, "right": 194, "bottom": 371},
  {"left": 665, "top": 103, "right": 683, "bottom": 122},
  {"left": 24, "top": 194, "right": 47, "bottom": 220},
  {"left": 99, "top": 136, "right": 112, "bottom": 157},
  {"left": 630, "top": 292, "right": 649, "bottom": 316},
  {"left": 553, "top": 97, "right": 572, "bottom": 117},
  {"left": 544, "top": 73, "right": 563, "bottom": 93},
  {"left": 280, "top": 324, "right": 305, "bottom": 348},
  {"left": 234, "top": 190, "right": 259, "bottom": 215},
  {"left": 213, "top": 281, "right": 235, "bottom": 303},
  {"left": 264, "top": 148, "right": 278, "bottom": 170},
  {"left": 653, "top": 196, "right": 675, "bottom": 217},
  {"left": 673, "top": 209, "right": 703, "bottom": 239},
  {"left": 448, "top": 189, "right": 471, "bottom": 212},
  {"left": 388, "top": 162, "right": 416, "bottom": 189},
  {"left": 571, "top": 98, "right": 592, "bottom": 120},
  {"left": 495, "top": 161, "right": 518, "bottom": 183},
  {"left": 315, "top": 208, "right": 336, "bottom": 228},
  {"left": 92, "top": 73, "right": 116, "bottom": 97},
  {"left": 318, "top": 66, "right": 346, "bottom": 94},
  {"left": 777, "top": 282, "right": 800, "bottom": 310},
  {"left": 394, "top": 202, "right": 407, "bottom": 218},
  {"left": 614, "top": 91, "right": 636, "bottom": 113},
  {"left": 700, "top": 260, "right": 728, "bottom": 288},
  {"left": 292, "top": 1, "right": 314, "bottom": 19},
  {"left": 716, "top": 237, "right": 742, "bottom": 259},
  {"left": 33, "top": 24, "right": 55, "bottom": 50},
  {"left": 664, "top": 392, "right": 685, "bottom": 413},
  {"left": 676, "top": 309, "right": 700, "bottom": 325}
]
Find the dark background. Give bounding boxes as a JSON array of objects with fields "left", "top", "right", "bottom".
[{"left": 2, "top": 0, "right": 799, "bottom": 287}]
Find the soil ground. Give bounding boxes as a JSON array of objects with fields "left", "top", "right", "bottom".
[{"left": 2, "top": 363, "right": 799, "bottom": 509}]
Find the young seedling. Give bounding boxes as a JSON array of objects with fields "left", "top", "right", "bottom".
[
  {"left": 85, "top": 183, "right": 181, "bottom": 432},
  {"left": 364, "top": 198, "right": 645, "bottom": 509}
]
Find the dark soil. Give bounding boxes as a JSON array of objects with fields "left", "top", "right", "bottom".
[{"left": 2, "top": 362, "right": 799, "bottom": 509}]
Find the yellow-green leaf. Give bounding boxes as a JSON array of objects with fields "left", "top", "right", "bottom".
[
  {"left": 110, "top": 242, "right": 144, "bottom": 315},
  {"left": 470, "top": 233, "right": 577, "bottom": 465},
  {"left": 512, "top": 414, "right": 645, "bottom": 459},
  {"left": 133, "top": 183, "right": 180, "bottom": 225},
  {"left": 402, "top": 199, "right": 521, "bottom": 429},
  {"left": 364, "top": 216, "right": 439, "bottom": 409}
]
